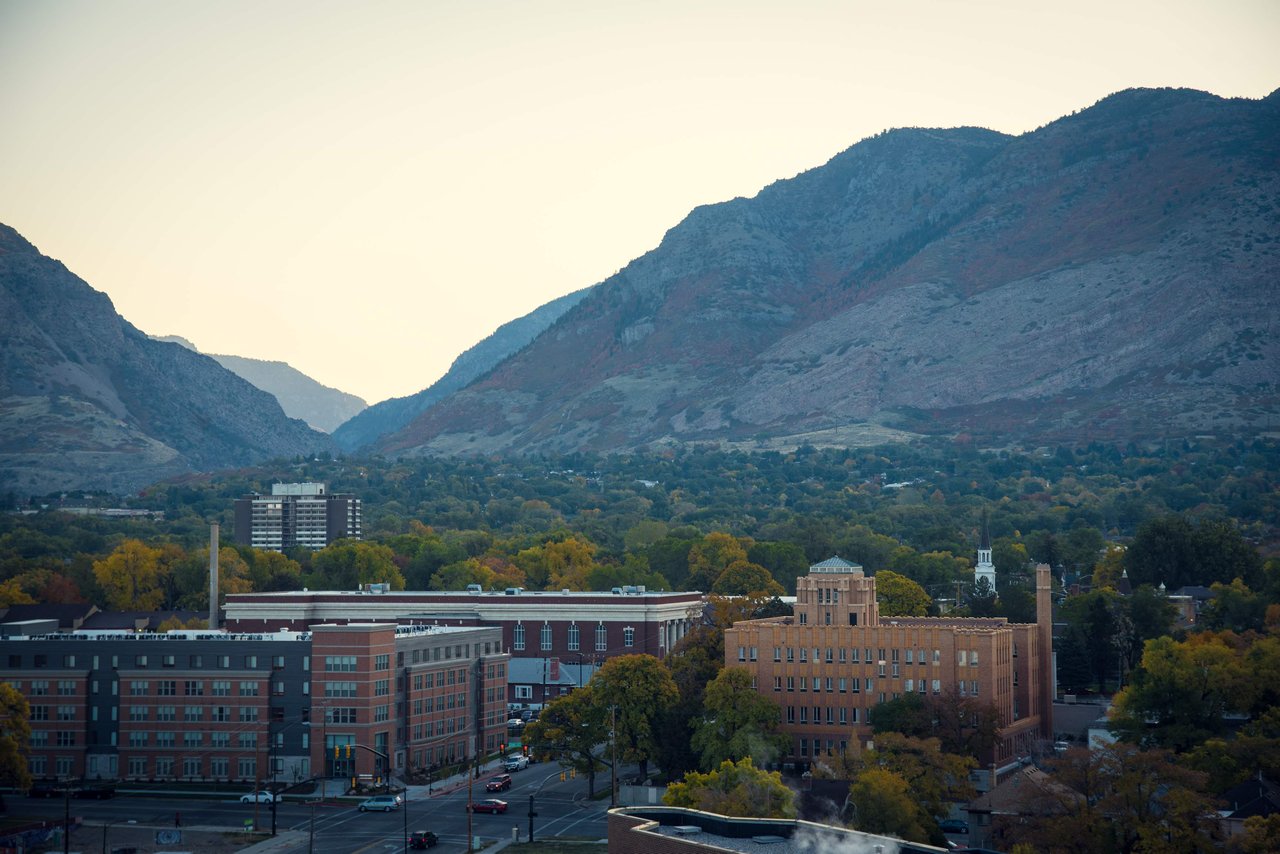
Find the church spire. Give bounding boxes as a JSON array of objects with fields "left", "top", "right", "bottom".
[{"left": 976, "top": 508, "right": 996, "bottom": 593}]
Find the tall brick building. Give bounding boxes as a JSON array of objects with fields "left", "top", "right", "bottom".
[
  {"left": 2, "top": 622, "right": 506, "bottom": 786},
  {"left": 725, "top": 558, "right": 1054, "bottom": 767}
]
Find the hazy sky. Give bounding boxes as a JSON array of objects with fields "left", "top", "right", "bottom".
[{"left": 2, "top": 1, "right": 1277, "bottom": 405}]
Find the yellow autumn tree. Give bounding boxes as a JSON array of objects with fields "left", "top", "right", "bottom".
[{"left": 93, "top": 539, "right": 168, "bottom": 610}]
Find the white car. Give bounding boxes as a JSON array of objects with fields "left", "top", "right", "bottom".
[
  {"left": 240, "top": 790, "right": 280, "bottom": 803},
  {"left": 503, "top": 755, "right": 529, "bottom": 771}
]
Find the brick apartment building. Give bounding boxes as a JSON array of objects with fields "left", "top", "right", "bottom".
[
  {"left": 725, "top": 558, "right": 1054, "bottom": 767},
  {"left": 224, "top": 586, "right": 705, "bottom": 709},
  {"left": 2, "top": 621, "right": 506, "bottom": 785}
]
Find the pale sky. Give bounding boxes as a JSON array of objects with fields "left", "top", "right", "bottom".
[{"left": 2, "top": 1, "right": 1277, "bottom": 405}]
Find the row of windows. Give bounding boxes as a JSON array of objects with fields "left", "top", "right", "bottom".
[
  {"left": 127, "top": 679, "right": 260, "bottom": 696},
  {"left": 408, "top": 715, "right": 467, "bottom": 740},
  {"left": 768, "top": 647, "right": 947, "bottom": 665},
  {"left": 772, "top": 676, "right": 971, "bottom": 695},
  {"left": 410, "top": 693, "right": 467, "bottom": 715},
  {"left": 784, "top": 705, "right": 863, "bottom": 726},
  {"left": 9, "top": 653, "right": 296, "bottom": 671},
  {"left": 512, "top": 622, "right": 634, "bottom": 652},
  {"left": 9, "top": 679, "right": 77, "bottom": 695},
  {"left": 409, "top": 669, "right": 469, "bottom": 691}
]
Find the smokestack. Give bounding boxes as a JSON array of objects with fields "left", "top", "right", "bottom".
[
  {"left": 209, "top": 523, "right": 219, "bottom": 630},
  {"left": 1036, "top": 563, "right": 1054, "bottom": 740}
]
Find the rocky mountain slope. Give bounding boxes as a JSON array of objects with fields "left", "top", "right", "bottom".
[
  {"left": 0, "top": 227, "right": 334, "bottom": 494},
  {"left": 332, "top": 286, "right": 592, "bottom": 451},
  {"left": 154, "top": 337, "right": 366, "bottom": 434},
  {"left": 376, "top": 88, "right": 1280, "bottom": 457}
]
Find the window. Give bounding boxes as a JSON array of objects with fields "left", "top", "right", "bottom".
[
  {"left": 135, "top": 655, "right": 148, "bottom": 668},
  {"left": 239, "top": 681, "right": 260, "bottom": 696},
  {"left": 185, "top": 706, "right": 202, "bottom": 722},
  {"left": 325, "top": 681, "right": 357, "bottom": 698},
  {"left": 29, "top": 731, "right": 49, "bottom": 747},
  {"left": 514, "top": 685, "right": 532, "bottom": 699},
  {"left": 625, "top": 627, "right": 636, "bottom": 648},
  {"left": 513, "top": 623, "right": 525, "bottom": 651},
  {"left": 567, "top": 623, "right": 580, "bottom": 651},
  {"left": 157, "top": 680, "right": 176, "bottom": 696},
  {"left": 238, "top": 732, "right": 257, "bottom": 749},
  {"left": 128, "top": 757, "right": 146, "bottom": 777},
  {"left": 774, "top": 647, "right": 782, "bottom": 662},
  {"left": 184, "top": 757, "right": 201, "bottom": 777},
  {"left": 375, "top": 654, "right": 390, "bottom": 670},
  {"left": 156, "top": 731, "right": 176, "bottom": 748},
  {"left": 970, "top": 651, "right": 979, "bottom": 666},
  {"left": 129, "top": 731, "right": 148, "bottom": 748},
  {"left": 57, "top": 680, "right": 76, "bottom": 695},
  {"left": 211, "top": 732, "right": 230, "bottom": 748},
  {"left": 31, "top": 705, "right": 49, "bottom": 721},
  {"left": 189, "top": 654, "right": 203, "bottom": 668},
  {"left": 56, "top": 731, "right": 75, "bottom": 747},
  {"left": 129, "top": 681, "right": 148, "bottom": 696},
  {"left": 238, "top": 758, "right": 256, "bottom": 778},
  {"left": 595, "top": 623, "right": 607, "bottom": 651},
  {"left": 375, "top": 705, "right": 390, "bottom": 722},
  {"left": 738, "top": 646, "right": 746, "bottom": 662},
  {"left": 184, "top": 680, "right": 204, "bottom": 696},
  {"left": 273, "top": 655, "right": 286, "bottom": 670},
  {"left": 327, "top": 708, "right": 357, "bottom": 724},
  {"left": 212, "top": 680, "right": 231, "bottom": 696},
  {"left": 325, "top": 656, "right": 357, "bottom": 672},
  {"left": 540, "top": 622, "right": 552, "bottom": 651},
  {"left": 211, "top": 706, "right": 231, "bottom": 722},
  {"left": 773, "top": 676, "right": 782, "bottom": 692},
  {"left": 375, "top": 679, "right": 390, "bottom": 697},
  {"left": 156, "top": 706, "right": 176, "bottom": 721},
  {"left": 245, "top": 655, "right": 258, "bottom": 669}
]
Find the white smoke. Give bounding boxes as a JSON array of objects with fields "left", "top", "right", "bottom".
[{"left": 792, "top": 824, "right": 902, "bottom": 854}]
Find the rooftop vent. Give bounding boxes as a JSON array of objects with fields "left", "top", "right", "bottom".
[{"left": 672, "top": 826, "right": 702, "bottom": 836}]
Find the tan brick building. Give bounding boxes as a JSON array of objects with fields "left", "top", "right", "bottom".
[{"left": 725, "top": 558, "right": 1054, "bottom": 767}]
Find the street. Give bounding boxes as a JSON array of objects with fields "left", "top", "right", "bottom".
[{"left": 7, "top": 765, "right": 612, "bottom": 853}]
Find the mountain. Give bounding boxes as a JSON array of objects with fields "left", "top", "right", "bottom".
[
  {"left": 154, "top": 337, "right": 366, "bottom": 434},
  {"left": 331, "top": 286, "right": 592, "bottom": 451},
  {"left": 374, "top": 88, "right": 1280, "bottom": 457},
  {"left": 0, "top": 226, "right": 334, "bottom": 494}
]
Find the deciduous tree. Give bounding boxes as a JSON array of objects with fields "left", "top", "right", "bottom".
[
  {"left": 523, "top": 687, "right": 609, "bottom": 797},
  {"left": 92, "top": 539, "right": 168, "bottom": 610},
  {"left": 590, "top": 654, "right": 678, "bottom": 779},
  {"left": 874, "top": 569, "right": 931, "bottom": 616},
  {"left": 691, "top": 667, "right": 789, "bottom": 769},
  {"left": 0, "top": 682, "right": 32, "bottom": 791},
  {"left": 665, "top": 757, "right": 796, "bottom": 818}
]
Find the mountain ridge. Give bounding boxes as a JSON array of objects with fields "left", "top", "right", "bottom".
[
  {"left": 374, "top": 87, "right": 1280, "bottom": 456},
  {"left": 0, "top": 226, "right": 334, "bottom": 494}
]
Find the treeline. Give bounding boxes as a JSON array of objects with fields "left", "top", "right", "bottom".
[{"left": 2, "top": 438, "right": 1275, "bottom": 613}]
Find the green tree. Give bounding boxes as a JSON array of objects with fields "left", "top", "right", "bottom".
[
  {"left": 590, "top": 654, "right": 679, "bottom": 778},
  {"left": 691, "top": 667, "right": 789, "bottom": 770},
  {"left": 686, "top": 532, "right": 751, "bottom": 591},
  {"left": 1111, "top": 633, "right": 1246, "bottom": 750},
  {"left": 0, "top": 682, "right": 32, "bottom": 790},
  {"left": 660, "top": 625, "right": 727, "bottom": 776},
  {"left": 874, "top": 569, "right": 931, "bottom": 616},
  {"left": 711, "top": 560, "right": 784, "bottom": 597},
  {"left": 1126, "top": 515, "right": 1262, "bottom": 589},
  {"left": 523, "top": 687, "right": 609, "bottom": 797},
  {"left": 308, "top": 540, "right": 405, "bottom": 590},
  {"left": 665, "top": 757, "right": 796, "bottom": 818}
]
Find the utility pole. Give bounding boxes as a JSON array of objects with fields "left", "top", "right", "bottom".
[
  {"left": 610, "top": 705, "right": 618, "bottom": 808},
  {"left": 466, "top": 737, "right": 475, "bottom": 851},
  {"left": 527, "top": 793, "right": 537, "bottom": 842}
]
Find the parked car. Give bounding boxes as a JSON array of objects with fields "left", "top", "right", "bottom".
[
  {"left": 507, "top": 717, "right": 525, "bottom": 728},
  {"left": 240, "top": 791, "right": 281, "bottom": 804},
  {"left": 467, "top": 798, "right": 508, "bottom": 814},
  {"left": 27, "top": 782, "right": 62, "bottom": 798},
  {"left": 503, "top": 755, "right": 529, "bottom": 772},
  {"left": 520, "top": 709, "right": 536, "bottom": 722},
  {"left": 485, "top": 774, "right": 512, "bottom": 792},
  {"left": 358, "top": 794, "right": 403, "bottom": 812},
  {"left": 409, "top": 830, "right": 438, "bottom": 849},
  {"left": 939, "top": 818, "right": 970, "bottom": 835},
  {"left": 72, "top": 784, "right": 116, "bottom": 799}
]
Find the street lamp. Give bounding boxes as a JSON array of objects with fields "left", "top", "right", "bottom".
[{"left": 102, "top": 818, "right": 136, "bottom": 854}]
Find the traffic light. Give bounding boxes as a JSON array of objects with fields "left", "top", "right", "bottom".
[
  {"left": 500, "top": 742, "right": 506, "bottom": 755},
  {"left": 345, "top": 744, "right": 352, "bottom": 759},
  {"left": 333, "top": 745, "right": 339, "bottom": 760},
  {"left": 522, "top": 744, "right": 529, "bottom": 756}
]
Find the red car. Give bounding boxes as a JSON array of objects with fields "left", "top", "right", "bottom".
[
  {"left": 485, "top": 774, "right": 512, "bottom": 792},
  {"left": 467, "top": 798, "right": 508, "bottom": 814}
]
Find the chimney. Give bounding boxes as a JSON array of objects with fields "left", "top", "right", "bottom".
[
  {"left": 1036, "top": 563, "right": 1054, "bottom": 740},
  {"left": 209, "top": 523, "right": 220, "bottom": 630}
]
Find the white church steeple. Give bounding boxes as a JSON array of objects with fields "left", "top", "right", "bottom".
[{"left": 976, "top": 511, "right": 996, "bottom": 593}]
